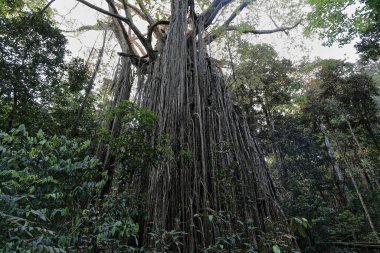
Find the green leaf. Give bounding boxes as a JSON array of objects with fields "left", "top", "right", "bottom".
[
  {"left": 273, "top": 245, "right": 281, "bottom": 253},
  {"left": 31, "top": 209, "right": 48, "bottom": 221}
]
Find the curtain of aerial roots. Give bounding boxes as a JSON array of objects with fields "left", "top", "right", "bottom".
[
  {"left": 132, "top": 1, "right": 287, "bottom": 251},
  {"left": 97, "top": 57, "right": 133, "bottom": 194}
]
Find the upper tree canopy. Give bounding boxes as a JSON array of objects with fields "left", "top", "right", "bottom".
[
  {"left": 307, "top": 0, "right": 380, "bottom": 61},
  {"left": 0, "top": 0, "right": 46, "bottom": 16}
]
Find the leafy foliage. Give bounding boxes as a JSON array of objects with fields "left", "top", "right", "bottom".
[
  {"left": 99, "top": 100, "right": 162, "bottom": 193},
  {"left": 0, "top": 125, "right": 99, "bottom": 251},
  {"left": 287, "top": 58, "right": 380, "bottom": 251},
  {"left": 306, "top": 0, "right": 380, "bottom": 61},
  {"left": 0, "top": 10, "right": 99, "bottom": 138},
  {"left": 230, "top": 43, "right": 301, "bottom": 183},
  {"left": 230, "top": 43, "right": 380, "bottom": 252},
  {"left": 0, "top": 0, "right": 45, "bottom": 16},
  {"left": 0, "top": 12, "right": 66, "bottom": 132},
  {"left": 0, "top": 125, "right": 142, "bottom": 252}
]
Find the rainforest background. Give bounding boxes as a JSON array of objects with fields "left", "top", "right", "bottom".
[{"left": 0, "top": 0, "right": 379, "bottom": 252}]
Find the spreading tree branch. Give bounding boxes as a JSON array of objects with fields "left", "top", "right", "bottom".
[
  {"left": 205, "top": 0, "right": 253, "bottom": 43},
  {"left": 40, "top": 0, "right": 56, "bottom": 13},
  {"left": 106, "top": 0, "right": 155, "bottom": 59},
  {"left": 199, "top": 0, "right": 235, "bottom": 28},
  {"left": 223, "top": 0, "right": 252, "bottom": 27},
  {"left": 76, "top": 0, "right": 155, "bottom": 59},
  {"left": 147, "top": 20, "right": 170, "bottom": 43},
  {"left": 206, "top": 20, "right": 302, "bottom": 44},
  {"left": 226, "top": 19, "right": 302, "bottom": 34},
  {"left": 77, "top": 0, "right": 129, "bottom": 23},
  {"left": 77, "top": 30, "right": 108, "bottom": 121},
  {"left": 136, "top": 1, "right": 155, "bottom": 25},
  {"left": 115, "top": 1, "right": 145, "bottom": 20},
  {"left": 134, "top": 1, "right": 166, "bottom": 42},
  {"left": 108, "top": 4, "right": 138, "bottom": 55},
  {"left": 61, "top": 21, "right": 113, "bottom": 33}
]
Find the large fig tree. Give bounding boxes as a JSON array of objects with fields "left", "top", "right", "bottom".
[{"left": 70, "top": 0, "right": 302, "bottom": 251}]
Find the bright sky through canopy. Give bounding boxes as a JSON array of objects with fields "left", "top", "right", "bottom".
[{"left": 52, "top": 0, "right": 359, "bottom": 63}]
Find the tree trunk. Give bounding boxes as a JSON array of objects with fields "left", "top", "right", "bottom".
[
  {"left": 77, "top": 30, "right": 107, "bottom": 119},
  {"left": 344, "top": 116, "right": 380, "bottom": 189},
  {"left": 335, "top": 141, "right": 380, "bottom": 243},
  {"left": 320, "top": 124, "right": 347, "bottom": 204},
  {"left": 359, "top": 104, "right": 379, "bottom": 150},
  {"left": 6, "top": 89, "right": 17, "bottom": 131},
  {"left": 97, "top": 57, "right": 133, "bottom": 196},
  {"left": 72, "top": 30, "right": 108, "bottom": 137},
  {"left": 96, "top": 3, "right": 135, "bottom": 195},
  {"left": 261, "top": 96, "right": 287, "bottom": 186}
]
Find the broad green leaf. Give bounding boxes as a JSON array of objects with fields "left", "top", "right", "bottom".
[{"left": 273, "top": 244, "right": 281, "bottom": 253}]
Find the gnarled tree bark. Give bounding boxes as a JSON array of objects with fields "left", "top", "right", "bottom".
[{"left": 130, "top": 1, "right": 291, "bottom": 251}]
